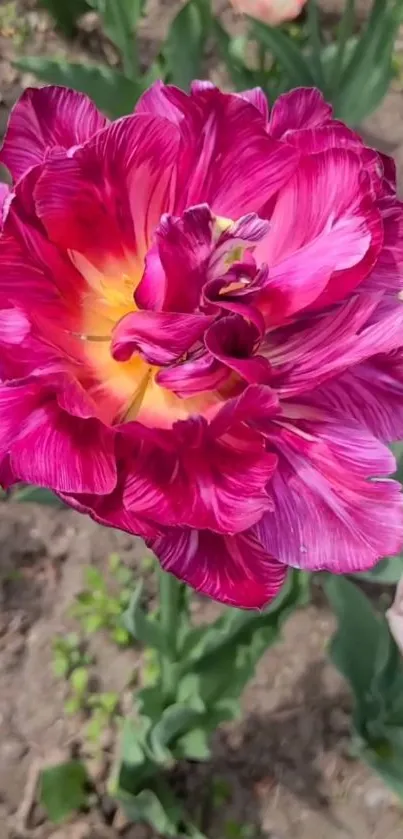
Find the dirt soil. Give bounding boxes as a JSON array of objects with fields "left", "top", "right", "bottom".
[{"left": 1, "top": 1, "right": 403, "bottom": 838}]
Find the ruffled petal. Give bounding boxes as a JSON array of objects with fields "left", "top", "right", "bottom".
[
  {"left": 0, "top": 86, "right": 108, "bottom": 182},
  {"left": 205, "top": 315, "right": 271, "bottom": 383},
  {"left": 257, "top": 148, "right": 383, "bottom": 311},
  {"left": 267, "top": 293, "right": 403, "bottom": 397},
  {"left": 268, "top": 88, "right": 332, "bottom": 139},
  {"left": 305, "top": 354, "right": 403, "bottom": 442},
  {"left": 112, "top": 310, "right": 213, "bottom": 364},
  {"left": 138, "top": 83, "right": 300, "bottom": 217},
  {"left": 0, "top": 182, "right": 11, "bottom": 228},
  {"left": 122, "top": 412, "right": 277, "bottom": 534},
  {"left": 156, "top": 349, "right": 229, "bottom": 397},
  {"left": 150, "top": 527, "right": 287, "bottom": 609},
  {"left": 136, "top": 204, "right": 214, "bottom": 312},
  {"left": 10, "top": 403, "right": 117, "bottom": 494},
  {"left": 34, "top": 114, "right": 180, "bottom": 267},
  {"left": 257, "top": 417, "right": 403, "bottom": 573},
  {"left": 0, "top": 380, "right": 41, "bottom": 460},
  {"left": 0, "top": 167, "right": 85, "bottom": 329}
]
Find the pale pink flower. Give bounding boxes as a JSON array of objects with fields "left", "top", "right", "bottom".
[{"left": 230, "top": 0, "right": 307, "bottom": 26}]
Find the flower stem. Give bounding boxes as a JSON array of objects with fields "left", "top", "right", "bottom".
[{"left": 158, "top": 566, "right": 182, "bottom": 701}]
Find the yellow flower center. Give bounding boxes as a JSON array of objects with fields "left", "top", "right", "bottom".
[{"left": 72, "top": 252, "right": 221, "bottom": 428}]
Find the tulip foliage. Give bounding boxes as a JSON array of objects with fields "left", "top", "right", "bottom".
[
  {"left": 112, "top": 570, "right": 309, "bottom": 835},
  {"left": 17, "top": 0, "right": 403, "bottom": 127}
]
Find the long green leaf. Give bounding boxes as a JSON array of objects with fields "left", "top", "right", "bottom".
[
  {"left": 335, "top": 0, "right": 402, "bottom": 124},
  {"left": 354, "top": 556, "right": 403, "bottom": 585},
  {"left": 328, "top": 0, "right": 355, "bottom": 92},
  {"left": 324, "top": 575, "right": 385, "bottom": 704},
  {"left": 306, "top": 0, "right": 326, "bottom": 91},
  {"left": 40, "top": 0, "right": 90, "bottom": 36},
  {"left": 212, "top": 19, "right": 258, "bottom": 90},
  {"left": 14, "top": 58, "right": 143, "bottom": 118},
  {"left": 87, "top": 0, "right": 145, "bottom": 78},
  {"left": 122, "top": 582, "right": 167, "bottom": 652},
  {"left": 163, "top": 0, "right": 211, "bottom": 90},
  {"left": 251, "top": 19, "right": 316, "bottom": 88}
]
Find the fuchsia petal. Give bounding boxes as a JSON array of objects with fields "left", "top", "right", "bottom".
[
  {"left": 136, "top": 204, "right": 213, "bottom": 312},
  {"left": 0, "top": 182, "right": 11, "bottom": 227},
  {"left": 35, "top": 114, "right": 180, "bottom": 265},
  {"left": 0, "top": 167, "right": 85, "bottom": 324},
  {"left": 258, "top": 418, "right": 403, "bottom": 573},
  {"left": 139, "top": 83, "right": 300, "bottom": 216},
  {"left": 205, "top": 316, "right": 271, "bottom": 383},
  {"left": 0, "top": 308, "right": 30, "bottom": 345},
  {"left": 135, "top": 79, "right": 184, "bottom": 123},
  {"left": 211, "top": 383, "right": 279, "bottom": 435},
  {"left": 122, "top": 422, "right": 277, "bottom": 534},
  {"left": 0, "top": 381, "right": 41, "bottom": 459},
  {"left": 122, "top": 393, "right": 278, "bottom": 534},
  {"left": 269, "top": 88, "right": 332, "bottom": 139},
  {"left": 238, "top": 87, "right": 269, "bottom": 120},
  {"left": 0, "top": 86, "right": 108, "bottom": 182},
  {"left": 156, "top": 350, "right": 229, "bottom": 397},
  {"left": 11, "top": 403, "right": 117, "bottom": 494},
  {"left": 306, "top": 356, "right": 403, "bottom": 443},
  {"left": 151, "top": 527, "right": 287, "bottom": 609},
  {"left": 365, "top": 198, "right": 403, "bottom": 291},
  {"left": 268, "top": 293, "right": 403, "bottom": 397},
  {"left": 112, "top": 310, "right": 213, "bottom": 364},
  {"left": 258, "top": 148, "right": 383, "bottom": 312}
]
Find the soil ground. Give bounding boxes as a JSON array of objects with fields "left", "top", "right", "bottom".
[{"left": 1, "top": 1, "right": 403, "bottom": 837}]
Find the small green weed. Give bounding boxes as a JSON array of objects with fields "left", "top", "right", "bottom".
[
  {"left": 0, "top": 1, "right": 29, "bottom": 45},
  {"left": 85, "top": 691, "right": 120, "bottom": 743},
  {"left": 52, "top": 632, "right": 92, "bottom": 679},
  {"left": 70, "top": 554, "right": 135, "bottom": 647},
  {"left": 224, "top": 820, "right": 259, "bottom": 839}
]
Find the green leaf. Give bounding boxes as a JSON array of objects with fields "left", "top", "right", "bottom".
[
  {"left": 175, "top": 727, "right": 211, "bottom": 760},
  {"left": 150, "top": 704, "right": 203, "bottom": 764},
  {"left": 212, "top": 19, "right": 260, "bottom": 90},
  {"left": 112, "top": 626, "right": 131, "bottom": 647},
  {"left": 14, "top": 58, "right": 143, "bottom": 118},
  {"left": 334, "top": 0, "right": 402, "bottom": 124},
  {"left": 163, "top": 0, "right": 211, "bottom": 90},
  {"left": 40, "top": 761, "right": 89, "bottom": 824},
  {"left": 87, "top": 0, "right": 145, "bottom": 78},
  {"left": 354, "top": 555, "right": 403, "bottom": 585},
  {"left": 120, "top": 718, "right": 148, "bottom": 768},
  {"left": 84, "top": 565, "right": 106, "bottom": 591},
  {"left": 324, "top": 575, "right": 385, "bottom": 705},
  {"left": 181, "top": 571, "right": 310, "bottom": 707},
  {"left": 122, "top": 582, "right": 167, "bottom": 652},
  {"left": 12, "top": 485, "right": 63, "bottom": 506},
  {"left": 70, "top": 666, "right": 89, "bottom": 696},
  {"left": 251, "top": 19, "right": 316, "bottom": 88},
  {"left": 120, "top": 787, "right": 182, "bottom": 836},
  {"left": 327, "top": 0, "right": 355, "bottom": 92},
  {"left": 306, "top": 0, "right": 326, "bottom": 91},
  {"left": 39, "top": 0, "right": 90, "bottom": 36}
]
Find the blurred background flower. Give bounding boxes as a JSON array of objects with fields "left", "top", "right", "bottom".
[{"left": 230, "top": 0, "right": 307, "bottom": 26}]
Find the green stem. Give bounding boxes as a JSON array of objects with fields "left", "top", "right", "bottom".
[{"left": 158, "top": 567, "right": 182, "bottom": 701}]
